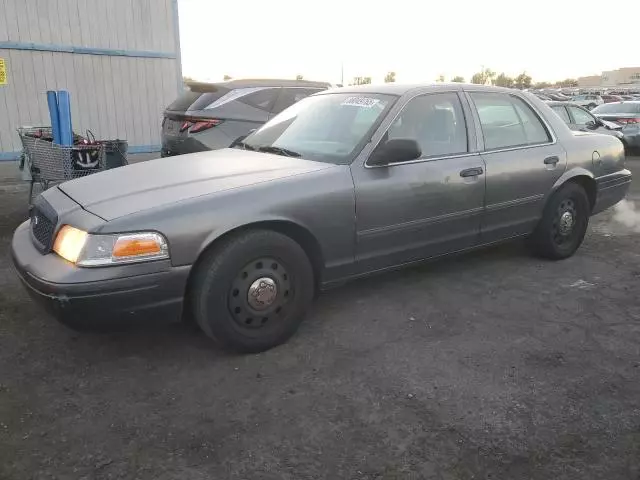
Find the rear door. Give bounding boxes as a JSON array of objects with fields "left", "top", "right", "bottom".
[
  {"left": 467, "top": 91, "right": 567, "bottom": 242},
  {"left": 271, "top": 88, "right": 325, "bottom": 116}
]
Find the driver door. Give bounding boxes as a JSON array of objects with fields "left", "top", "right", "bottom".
[{"left": 350, "top": 92, "right": 486, "bottom": 273}]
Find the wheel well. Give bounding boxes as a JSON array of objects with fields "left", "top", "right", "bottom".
[
  {"left": 183, "top": 221, "right": 325, "bottom": 307},
  {"left": 567, "top": 175, "right": 596, "bottom": 212}
]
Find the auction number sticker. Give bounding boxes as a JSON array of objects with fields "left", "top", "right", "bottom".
[
  {"left": 341, "top": 96, "right": 379, "bottom": 108},
  {"left": 0, "top": 58, "right": 6, "bottom": 86}
]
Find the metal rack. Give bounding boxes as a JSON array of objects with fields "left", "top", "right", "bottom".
[{"left": 18, "top": 127, "right": 106, "bottom": 205}]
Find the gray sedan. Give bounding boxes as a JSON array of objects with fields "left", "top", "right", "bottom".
[{"left": 12, "top": 84, "right": 632, "bottom": 352}]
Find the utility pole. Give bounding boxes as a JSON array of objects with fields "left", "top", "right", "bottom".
[{"left": 341, "top": 62, "right": 344, "bottom": 86}]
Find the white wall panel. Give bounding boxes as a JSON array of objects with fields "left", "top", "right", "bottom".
[{"left": 0, "top": 0, "right": 181, "bottom": 157}]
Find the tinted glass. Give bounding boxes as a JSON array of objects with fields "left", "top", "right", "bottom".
[
  {"left": 166, "top": 90, "right": 202, "bottom": 111},
  {"left": 244, "top": 93, "right": 396, "bottom": 164},
  {"left": 552, "top": 105, "right": 571, "bottom": 124},
  {"left": 240, "top": 88, "right": 280, "bottom": 111},
  {"left": 471, "top": 93, "right": 550, "bottom": 150},
  {"left": 387, "top": 93, "right": 468, "bottom": 157},
  {"left": 188, "top": 87, "right": 231, "bottom": 111},
  {"left": 568, "top": 106, "right": 594, "bottom": 125},
  {"left": 273, "top": 88, "right": 325, "bottom": 114},
  {"left": 592, "top": 102, "right": 640, "bottom": 114}
]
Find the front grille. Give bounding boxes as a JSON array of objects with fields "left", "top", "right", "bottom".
[{"left": 30, "top": 198, "right": 58, "bottom": 253}]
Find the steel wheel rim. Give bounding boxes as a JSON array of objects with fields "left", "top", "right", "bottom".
[
  {"left": 552, "top": 198, "right": 578, "bottom": 246},
  {"left": 228, "top": 257, "right": 292, "bottom": 329}
]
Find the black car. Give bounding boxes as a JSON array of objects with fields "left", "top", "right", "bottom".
[
  {"left": 161, "top": 79, "right": 331, "bottom": 157},
  {"left": 548, "top": 101, "right": 626, "bottom": 147}
]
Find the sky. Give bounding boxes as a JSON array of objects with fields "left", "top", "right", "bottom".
[{"left": 178, "top": 0, "right": 640, "bottom": 85}]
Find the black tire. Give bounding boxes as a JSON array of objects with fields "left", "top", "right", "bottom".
[
  {"left": 190, "top": 230, "right": 314, "bottom": 353},
  {"left": 528, "top": 182, "right": 590, "bottom": 260}
]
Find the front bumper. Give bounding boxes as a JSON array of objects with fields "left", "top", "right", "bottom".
[{"left": 11, "top": 220, "right": 190, "bottom": 328}]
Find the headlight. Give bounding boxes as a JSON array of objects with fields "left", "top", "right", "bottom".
[{"left": 53, "top": 226, "right": 169, "bottom": 266}]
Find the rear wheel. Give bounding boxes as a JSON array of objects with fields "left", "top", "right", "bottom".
[
  {"left": 528, "top": 183, "right": 590, "bottom": 260},
  {"left": 191, "top": 230, "right": 314, "bottom": 353}
]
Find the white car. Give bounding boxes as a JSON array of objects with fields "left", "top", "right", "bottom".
[{"left": 571, "top": 94, "right": 604, "bottom": 110}]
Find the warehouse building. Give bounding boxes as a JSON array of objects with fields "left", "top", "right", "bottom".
[{"left": 0, "top": 0, "right": 182, "bottom": 161}]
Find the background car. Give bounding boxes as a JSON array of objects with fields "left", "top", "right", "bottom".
[
  {"left": 601, "top": 94, "right": 624, "bottom": 103},
  {"left": 548, "top": 101, "right": 624, "bottom": 142},
  {"left": 591, "top": 101, "right": 640, "bottom": 152},
  {"left": 571, "top": 94, "right": 604, "bottom": 110},
  {"left": 161, "top": 79, "right": 330, "bottom": 157}
]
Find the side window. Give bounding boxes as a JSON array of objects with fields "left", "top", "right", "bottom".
[
  {"left": 568, "top": 106, "right": 594, "bottom": 125},
  {"left": 551, "top": 105, "right": 571, "bottom": 124},
  {"left": 471, "top": 93, "right": 551, "bottom": 150},
  {"left": 387, "top": 92, "right": 468, "bottom": 158},
  {"left": 202, "top": 87, "right": 279, "bottom": 112},
  {"left": 240, "top": 88, "right": 280, "bottom": 111},
  {"left": 272, "top": 88, "right": 324, "bottom": 114}
]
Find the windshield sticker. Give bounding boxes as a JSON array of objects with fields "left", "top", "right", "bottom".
[{"left": 341, "top": 97, "right": 380, "bottom": 108}]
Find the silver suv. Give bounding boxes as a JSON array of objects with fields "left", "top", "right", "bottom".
[{"left": 161, "top": 79, "right": 330, "bottom": 157}]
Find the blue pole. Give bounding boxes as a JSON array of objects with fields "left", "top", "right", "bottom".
[
  {"left": 57, "top": 90, "right": 73, "bottom": 146},
  {"left": 46, "top": 90, "right": 61, "bottom": 144}
]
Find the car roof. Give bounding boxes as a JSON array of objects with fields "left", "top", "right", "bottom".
[
  {"left": 318, "top": 83, "right": 520, "bottom": 96},
  {"left": 186, "top": 79, "right": 331, "bottom": 91}
]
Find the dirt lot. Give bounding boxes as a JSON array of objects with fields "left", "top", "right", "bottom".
[{"left": 1, "top": 158, "right": 639, "bottom": 480}]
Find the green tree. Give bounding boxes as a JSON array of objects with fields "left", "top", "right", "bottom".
[
  {"left": 451, "top": 76, "right": 465, "bottom": 83},
  {"left": 514, "top": 71, "right": 532, "bottom": 89},
  {"left": 296, "top": 74, "right": 304, "bottom": 80},
  {"left": 494, "top": 73, "right": 514, "bottom": 88},
  {"left": 557, "top": 78, "right": 578, "bottom": 88},
  {"left": 436, "top": 74, "right": 445, "bottom": 82},
  {"left": 384, "top": 71, "right": 396, "bottom": 83},
  {"left": 534, "top": 81, "right": 552, "bottom": 89},
  {"left": 223, "top": 74, "right": 232, "bottom": 81},
  {"left": 183, "top": 76, "right": 196, "bottom": 83},
  {"left": 471, "top": 67, "right": 495, "bottom": 85}
]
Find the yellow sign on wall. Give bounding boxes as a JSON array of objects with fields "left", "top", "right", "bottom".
[{"left": 0, "top": 58, "right": 6, "bottom": 85}]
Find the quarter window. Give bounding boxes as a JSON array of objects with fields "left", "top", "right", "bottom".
[
  {"left": 387, "top": 93, "right": 468, "bottom": 158},
  {"left": 471, "top": 93, "right": 551, "bottom": 150}
]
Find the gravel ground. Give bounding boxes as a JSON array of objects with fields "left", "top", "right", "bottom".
[{"left": 1, "top": 158, "right": 639, "bottom": 480}]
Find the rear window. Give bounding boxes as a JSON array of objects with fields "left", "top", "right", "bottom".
[
  {"left": 166, "top": 90, "right": 202, "bottom": 111},
  {"left": 592, "top": 102, "right": 640, "bottom": 114},
  {"left": 193, "top": 87, "right": 279, "bottom": 112},
  {"left": 188, "top": 87, "right": 232, "bottom": 111}
]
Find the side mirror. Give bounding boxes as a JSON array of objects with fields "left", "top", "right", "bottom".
[{"left": 368, "top": 138, "right": 421, "bottom": 166}]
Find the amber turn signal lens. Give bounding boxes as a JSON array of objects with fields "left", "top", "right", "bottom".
[
  {"left": 113, "top": 237, "right": 163, "bottom": 258},
  {"left": 52, "top": 225, "right": 88, "bottom": 263}
]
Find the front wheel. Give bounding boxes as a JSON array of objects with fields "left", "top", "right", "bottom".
[
  {"left": 528, "top": 183, "right": 590, "bottom": 260},
  {"left": 191, "top": 230, "right": 315, "bottom": 353}
]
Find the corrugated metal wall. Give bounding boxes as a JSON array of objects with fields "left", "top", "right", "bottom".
[{"left": 0, "top": 0, "right": 181, "bottom": 158}]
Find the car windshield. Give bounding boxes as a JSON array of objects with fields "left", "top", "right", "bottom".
[
  {"left": 241, "top": 92, "right": 396, "bottom": 164},
  {"left": 592, "top": 102, "right": 640, "bottom": 114}
]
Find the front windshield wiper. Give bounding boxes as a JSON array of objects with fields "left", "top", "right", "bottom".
[
  {"left": 256, "top": 145, "right": 301, "bottom": 157},
  {"left": 231, "top": 140, "right": 255, "bottom": 151}
]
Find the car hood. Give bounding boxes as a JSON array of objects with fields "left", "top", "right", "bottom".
[{"left": 58, "top": 149, "right": 334, "bottom": 220}]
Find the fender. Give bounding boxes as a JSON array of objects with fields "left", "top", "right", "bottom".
[{"left": 549, "top": 166, "right": 595, "bottom": 196}]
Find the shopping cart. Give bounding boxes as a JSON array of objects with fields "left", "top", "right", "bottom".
[{"left": 18, "top": 127, "right": 106, "bottom": 205}]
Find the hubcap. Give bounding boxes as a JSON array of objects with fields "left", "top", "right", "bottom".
[
  {"left": 247, "top": 277, "right": 278, "bottom": 310},
  {"left": 559, "top": 211, "right": 574, "bottom": 235},
  {"left": 552, "top": 198, "right": 578, "bottom": 246},
  {"left": 228, "top": 257, "right": 291, "bottom": 329}
]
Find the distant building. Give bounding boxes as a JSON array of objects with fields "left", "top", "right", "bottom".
[{"left": 578, "top": 67, "right": 640, "bottom": 89}]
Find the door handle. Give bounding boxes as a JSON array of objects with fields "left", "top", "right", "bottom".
[
  {"left": 460, "top": 167, "right": 484, "bottom": 178},
  {"left": 544, "top": 156, "right": 560, "bottom": 165}
]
